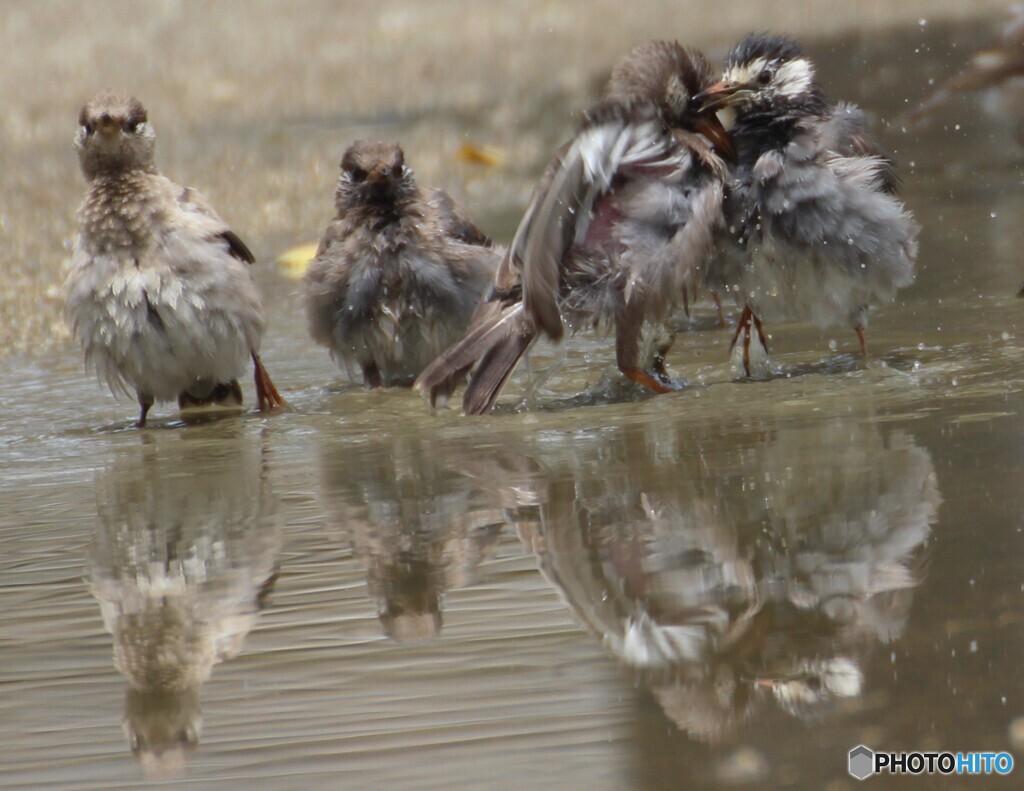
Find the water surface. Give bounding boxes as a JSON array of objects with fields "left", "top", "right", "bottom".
[{"left": 1, "top": 11, "right": 1023, "bottom": 791}]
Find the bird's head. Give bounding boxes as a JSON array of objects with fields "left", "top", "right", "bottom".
[
  {"left": 608, "top": 40, "right": 735, "bottom": 158},
  {"left": 697, "top": 34, "right": 829, "bottom": 124},
  {"left": 336, "top": 140, "right": 414, "bottom": 213},
  {"left": 75, "top": 92, "right": 156, "bottom": 179}
]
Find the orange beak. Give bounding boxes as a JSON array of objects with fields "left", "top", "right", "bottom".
[{"left": 692, "top": 111, "right": 735, "bottom": 162}]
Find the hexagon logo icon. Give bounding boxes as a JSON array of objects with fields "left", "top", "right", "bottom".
[{"left": 849, "top": 745, "right": 874, "bottom": 780}]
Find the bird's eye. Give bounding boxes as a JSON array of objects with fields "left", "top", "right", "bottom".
[
  {"left": 124, "top": 121, "right": 140, "bottom": 134},
  {"left": 82, "top": 122, "right": 94, "bottom": 136},
  {"left": 349, "top": 166, "right": 367, "bottom": 182},
  {"left": 757, "top": 70, "right": 772, "bottom": 85}
]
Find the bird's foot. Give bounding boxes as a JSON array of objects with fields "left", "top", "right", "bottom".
[
  {"left": 622, "top": 366, "right": 685, "bottom": 394},
  {"left": 253, "top": 353, "right": 288, "bottom": 411},
  {"left": 855, "top": 326, "right": 869, "bottom": 360},
  {"left": 136, "top": 393, "right": 153, "bottom": 428},
  {"left": 730, "top": 306, "right": 771, "bottom": 378}
]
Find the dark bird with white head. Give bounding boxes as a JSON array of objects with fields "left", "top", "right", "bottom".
[{"left": 697, "top": 34, "right": 918, "bottom": 375}]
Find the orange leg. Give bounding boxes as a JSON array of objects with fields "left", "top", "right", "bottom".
[
  {"left": 621, "top": 367, "right": 676, "bottom": 394},
  {"left": 730, "top": 305, "right": 768, "bottom": 378},
  {"left": 253, "top": 352, "right": 287, "bottom": 411},
  {"left": 616, "top": 315, "right": 683, "bottom": 395},
  {"left": 855, "top": 326, "right": 868, "bottom": 359}
]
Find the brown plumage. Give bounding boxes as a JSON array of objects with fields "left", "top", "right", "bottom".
[
  {"left": 415, "top": 41, "right": 732, "bottom": 414},
  {"left": 63, "top": 91, "right": 285, "bottom": 427},
  {"left": 303, "top": 140, "right": 499, "bottom": 390}
]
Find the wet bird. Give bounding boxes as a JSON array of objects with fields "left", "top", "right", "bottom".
[
  {"left": 698, "top": 34, "right": 918, "bottom": 375},
  {"left": 910, "top": 8, "right": 1024, "bottom": 144},
  {"left": 415, "top": 41, "right": 733, "bottom": 414},
  {"left": 63, "top": 92, "right": 285, "bottom": 427},
  {"left": 303, "top": 140, "right": 499, "bottom": 390}
]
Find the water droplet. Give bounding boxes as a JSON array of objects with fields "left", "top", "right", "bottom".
[
  {"left": 969, "top": 640, "right": 978, "bottom": 653},
  {"left": 990, "top": 212, "right": 997, "bottom": 219},
  {"left": 828, "top": 339, "right": 837, "bottom": 351},
  {"left": 919, "top": 18, "right": 928, "bottom": 26},
  {"left": 951, "top": 377, "right": 958, "bottom": 386}
]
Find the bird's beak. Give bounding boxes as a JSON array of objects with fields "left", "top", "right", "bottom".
[
  {"left": 96, "top": 113, "right": 120, "bottom": 138},
  {"left": 365, "top": 164, "right": 392, "bottom": 187},
  {"left": 692, "top": 112, "right": 736, "bottom": 162},
  {"left": 695, "top": 80, "right": 754, "bottom": 112}
]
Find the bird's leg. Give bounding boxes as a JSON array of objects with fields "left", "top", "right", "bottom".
[
  {"left": 136, "top": 392, "right": 154, "bottom": 428},
  {"left": 730, "top": 305, "right": 768, "bottom": 378},
  {"left": 854, "top": 325, "right": 868, "bottom": 359},
  {"left": 362, "top": 362, "right": 383, "bottom": 389},
  {"left": 616, "top": 313, "right": 683, "bottom": 394},
  {"left": 252, "top": 352, "right": 286, "bottom": 411},
  {"left": 712, "top": 292, "right": 726, "bottom": 328}
]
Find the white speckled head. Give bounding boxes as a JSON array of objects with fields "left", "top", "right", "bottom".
[
  {"left": 709, "top": 34, "right": 829, "bottom": 119},
  {"left": 76, "top": 91, "right": 157, "bottom": 180}
]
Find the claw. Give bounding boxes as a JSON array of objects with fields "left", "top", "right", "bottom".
[
  {"left": 622, "top": 367, "right": 685, "bottom": 394},
  {"left": 730, "top": 306, "right": 768, "bottom": 378}
]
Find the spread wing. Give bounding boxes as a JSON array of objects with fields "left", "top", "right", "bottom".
[{"left": 515, "top": 99, "right": 690, "bottom": 340}]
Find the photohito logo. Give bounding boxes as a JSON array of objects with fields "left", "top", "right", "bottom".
[{"left": 848, "top": 745, "right": 1014, "bottom": 780}]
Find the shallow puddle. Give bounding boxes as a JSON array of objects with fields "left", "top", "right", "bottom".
[{"left": 1, "top": 8, "right": 1023, "bottom": 790}]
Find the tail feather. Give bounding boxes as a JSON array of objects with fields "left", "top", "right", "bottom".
[
  {"left": 414, "top": 301, "right": 536, "bottom": 414},
  {"left": 462, "top": 322, "right": 536, "bottom": 415}
]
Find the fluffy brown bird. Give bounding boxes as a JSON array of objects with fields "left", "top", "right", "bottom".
[
  {"left": 63, "top": 91, "right": 285, "bottom": 427},
  {"left": 303, "top": 140, "right": 499, "bottom": 389},
  {"left": 415, "top": 41, "right": 733, "bottom": 414}
]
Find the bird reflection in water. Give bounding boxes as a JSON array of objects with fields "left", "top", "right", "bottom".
[
  {"left": 87, "top": 426, "right": 281, "bottom": 775},
  {"left": 520, "top": 418, "right": 940, "bottom": 741},
  {"left": 317, "top": 432, "right": 513, "bottom": 641}
]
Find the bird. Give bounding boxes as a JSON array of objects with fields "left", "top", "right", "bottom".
[
  {"left": 302, "top": 140, "right": 499, "bottom": 391},
  {"left": 696, "top": 34, "right": 919, "bottom": 375},
  {"left": 414, "top": 40, "right": 733, "bottom": 414},
  {"left": 63, "top": 91, "right": 285, "bottom": 427},
  {"left": 909, "top": 7, "right": 1024, "bottom": 144}
]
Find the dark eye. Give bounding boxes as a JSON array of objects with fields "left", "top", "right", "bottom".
[
  {"left": 757, "top": 70, "right": 772, "bottom": 85},
  {"left": 349, "top": 166, "right": 367, "bottom": 182}
]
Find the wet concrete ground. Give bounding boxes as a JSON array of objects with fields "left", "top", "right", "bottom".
[{"left": 1, "top": 3, "right": 1023, "bottom": 789}]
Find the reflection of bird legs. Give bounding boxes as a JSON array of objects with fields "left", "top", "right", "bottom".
[{"left": 729, "top": 305, "right": 768, "bottom": 377}]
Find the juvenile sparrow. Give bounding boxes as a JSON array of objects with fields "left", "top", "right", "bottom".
[
  {"left": 63, "top": 92, "right": 285, "bottom": 427},
  {"left": 415, "top": 41, "right": 733, "bottom": 414},
  {"left": 303, "top": 140, "right": 499, "bottom": 389},
  {"left": 698, "top": 34, "right": 918, "bottom": 374}
]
